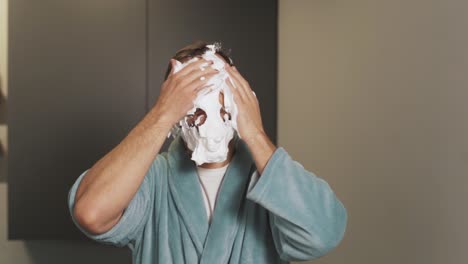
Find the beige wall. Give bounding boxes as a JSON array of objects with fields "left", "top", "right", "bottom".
[
  {"left": 0, "top": 0, "right": 6, "bottom": 98},
  {"left": 0, "top": 0, "right": 7, "bottom": 152},
  {"left": 279, "top": 0, "right": 468, "bottom": 263},
  {"left": 1, "top": 0, "right": 468, "bottom": 263}
]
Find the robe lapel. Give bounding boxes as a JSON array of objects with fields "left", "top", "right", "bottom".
[
  {"left": 168, "top": 135, "right": 210, "bottom": 254},
  {"left": 167, "top": 133, "right": 254, "bottom": 261},
  {"left": 199, "top": 136, "right": 254, "bottom": 264}
]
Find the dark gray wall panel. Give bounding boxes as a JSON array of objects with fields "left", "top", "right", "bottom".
[
  {"left": 0, "top": 89, "right": 6, "bottom": 125},
  {"left": 8, "top": 0, "right": 147, "bottom": 240},
  {"left": 147, "top": 0, "right": 278, "bottom": 151}
]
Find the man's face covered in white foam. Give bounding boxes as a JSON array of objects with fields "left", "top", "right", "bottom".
[{"left": 170, "top": 44, "right": 239, "bottom": 166}]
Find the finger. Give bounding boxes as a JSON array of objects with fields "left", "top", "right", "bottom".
[
  {"left": 181, "top": 58, "right": 215, "bottom": 78},
  {"left": 252, "top": 90, "right": 258, "bottom": 102},
  {"left": 194, "top": 83, "right": 216, "bottom": 97},
  {"left": 186, "top": 71, "right": 219, "bottom": 92},
  {"left": 176, "top": 58, "right": 214, "bottom": 78},
  {"left": 231, "top": 66, "right": 249, "bottom": 88},
  {"left": 225, "top": 74, "right": 244, "bottom": 103},
  {"left": 227, "top": 66, "right": 249, "bottom": 102},
  {"left": 180, "top": 66, "right": 219, "bottom": 87},
  {"left": 231, "top": 66, "right": 256, "bottom": 102}
]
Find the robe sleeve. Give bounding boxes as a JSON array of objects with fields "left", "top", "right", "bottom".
[
  {"left": 67, "top": 154, "right": 166, "bottom": 248},
  {"left": 245, "top": 147, "right": 348, "bottom": 261}
]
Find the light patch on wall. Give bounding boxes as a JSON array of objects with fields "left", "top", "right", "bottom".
[
  {"left": 0, "top": 0, "right": 7, "bottom": 154},
  {"left": 0, "top": 0, "right": 7, "bottom": 98}
]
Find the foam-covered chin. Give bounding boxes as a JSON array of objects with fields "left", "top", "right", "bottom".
[
  {"left": 191, "top": 142, "right": 230, "bottom": 166},
  {"left": 183, "top": 126, "right": 234, "bottom": 166}
]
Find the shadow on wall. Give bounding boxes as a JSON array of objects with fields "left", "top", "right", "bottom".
[
  {"left": 0, "top": 156, "right": 5, "bottom": 183},
  {"left": 23, "top": 241, "right": 131, "bottom": 264}
]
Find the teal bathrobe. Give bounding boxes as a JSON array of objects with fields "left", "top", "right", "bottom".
[{"left": 68, "top": 134, "right": 347, "bottom": 263}]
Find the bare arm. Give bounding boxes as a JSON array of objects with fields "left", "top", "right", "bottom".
[
  {"left": 73, "top": 57, "right": 218, "bottom": 234},
  {"left": 73, "top": 109, "right": 172, "bottom": 234}
]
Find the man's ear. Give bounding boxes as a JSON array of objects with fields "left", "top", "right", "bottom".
[
  {"left": 219, "top": 91, "right": 225, "bottom": 108},
  {"left": 169, "top": 59, "right": 177, "bottom": 75}
]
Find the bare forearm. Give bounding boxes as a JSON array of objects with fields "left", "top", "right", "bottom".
[
  {"left": 74, "top": 107, "right": 172, "bottom": 230},
  {"left": 244, "top": 131, "right": 277, "bottom": 175}
]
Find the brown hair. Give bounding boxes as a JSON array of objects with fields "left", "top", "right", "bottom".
[{"left": 163, "top": 40, "right": 234, "bottom": 81}]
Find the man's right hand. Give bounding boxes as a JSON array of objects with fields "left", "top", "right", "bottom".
[
  {"left": 72, "top": 57, "right": 220, "bottom": 237},
  {"left": 152, "top": 58, "right": 219, "bottom": 127}
]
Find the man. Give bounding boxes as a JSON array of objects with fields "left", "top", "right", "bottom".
[{"left": 68, "top": 41, "right": 347, "bottom": 264}]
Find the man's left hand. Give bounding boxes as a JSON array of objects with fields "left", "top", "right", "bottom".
[
  {"left": 226, "top": 65, "right": 265, "bottom": 143},
  {"left": 225, "top": 65, "right": 277, "bottom": 175}
]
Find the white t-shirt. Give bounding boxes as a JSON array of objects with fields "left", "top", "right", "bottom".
[{"left": 196, "top": 163, "right": 230, "bottom": 224}]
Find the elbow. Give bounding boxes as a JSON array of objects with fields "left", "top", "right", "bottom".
[
  {"left": 313, "top": 202, "right": 348, "bottom": 259},
  {"left": 277, "top": 229, "right": 346, "bottom": 262},
  {"left": 278, "top": 230, "right": 347, "bottom": 262},
  {"left": 73, "top": 201, "right": 105, "bottom": 235},
  {"left": 277, "top": 235, "right": 326, "bottom": 262},
  {"left": 278, "top": 204, "right": 348, "bottom": 261}
]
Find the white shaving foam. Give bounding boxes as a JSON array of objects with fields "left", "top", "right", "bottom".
[{"left": 167, "top": 43, "right": 239, "bottom": 166}]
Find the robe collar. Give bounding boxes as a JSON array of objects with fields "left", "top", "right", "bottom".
[{"left": 167, "top": 133, "right": 255, "bottom": 261}]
